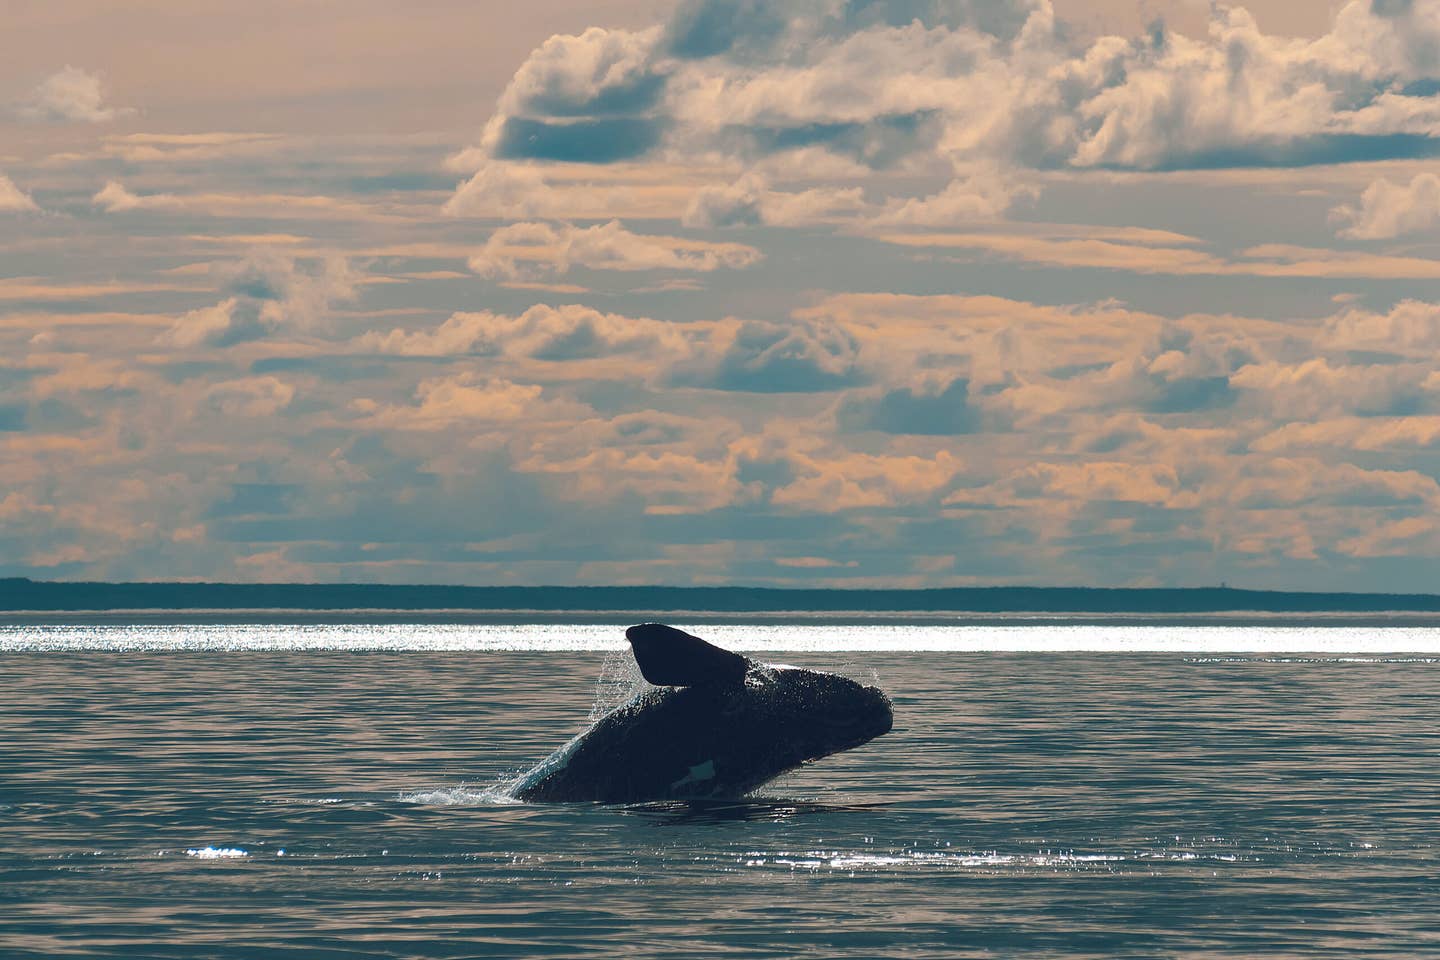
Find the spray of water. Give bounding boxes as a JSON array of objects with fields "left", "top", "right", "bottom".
[{"left": 589, "top": 648, "right": 649, "bottom": 721}]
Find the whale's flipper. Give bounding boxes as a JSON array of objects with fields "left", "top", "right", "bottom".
[{"left": 625, "top": 623, "right": 748, "bottom": 687}]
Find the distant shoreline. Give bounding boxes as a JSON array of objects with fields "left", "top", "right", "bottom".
[
  {"left": 7, "top": 577, "right": 1440, "bottom": 621},
  {"left": 6, "top": 608, "right": 1440, "bottom": 628}
]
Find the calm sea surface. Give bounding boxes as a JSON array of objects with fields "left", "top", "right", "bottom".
[{"left": 3, "top": 622, "right": 1438, "bottom": 958}]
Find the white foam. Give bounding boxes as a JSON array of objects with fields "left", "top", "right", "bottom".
[
  {"left": 740, "top": 847, "right": 1252, "bottom": 872},
  {"left": 185, "top": 846, "right": 248, "bottom": 859}
]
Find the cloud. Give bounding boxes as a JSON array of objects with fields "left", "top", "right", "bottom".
[
  {"left": 26, "top": 22, "right": 1440, "bottom": 594},
  {"left": 93, "top": 180, "right": 171, "bottom": 212},
  {"left": 871, "top": 168, "right": 1036, "bottom": 225},
  {"left": 1234, "top": 243, "right": 1440, "bottom": 280},
  {"left": 1336, "top": 515, "right": 1440, "bottom": 558},
  {"left": 1230, "top": 358, "right": 1431, "bottom": 419},
  {"left": 954, "top": 460, "right": 1184, "bottom": 508},
  {"left": 355, "top": 303, "right": 694, "bottom": 362},
  {"left": 774, "top": 555, "right": 860, "bottom": 568},
  {"left": 722, "top": 426, "right": 968, "bottom": 512},
  {"left": 749, "top": 441, "right": 967, "bottom": 512},
  {"left": 1330, "top": 173, "right": 1440, "bottom": 238},
  {"left": 443, "top": 161, "right": 702, "bottom": 221},
  {"left": 1321, "top": 299, "right": 1440, "bottom": 356},
  {"left": 1059, "top": 7, "right": 1407, "bottom": 170},
  {"left": 559, "top": 220, "right": 760, "bottom": 272},
  {"left": 92, "top": 181, "right": 396, "bottom": 222},
  {"left": 100, "top": 132, "right": 286, "bottom": 164},
  {"left": 528, "top": 410, "right": 739, "bottom": 461},
  {"left": 359, "top": 304, "right": 863, "bottom": 394},
  {"left": 27, "top": 355, "right": 161, "bottom": 399},
  {"left": 873, "top": 230, "right": 1440, "bottom": 278},
  {"left": 667, "top": 0, "right": 1047, "bottom": 54},
  {"left": 355, "top": 374, "right": 591, "bottom": 431},
  {"left": 484, "top": 26, "right": 669, "bottom": 163},
  {"left": 682, "top": 173, "right": 867, "bottom": 227},
  {"left": 0, "top": 280, "right": 186, "bottom": 303},
  {"left": 205, "top": 376, "right": 296, "bottom": 418},
  {"left": 836, "top": 377, "right": 981, "bottom": 434},
  {"left": 516, "top": 410, "right": 745, "bottom": 515},
  {"left": 450, "top": 0, "right": 1440, "bottom": 229},
  {"left": 797, "top": 289, "right": 1440, "bottom": 437},
  {"left": 0, "top": 493, "right": 55, "bottom": 523},
  {"left": 504, "top": 26, "right": 666, "bottom": 118},
  {"left": 1219, "top": 458, "right": 1440, "bottom": 510},
  {"left": 163, "top": 254, "right": 357, "bottom": 347},
  {"left": 521, "top": 445, "right": 742, "bottom": 515},
  {"left": 700, "top": 317, "right": 864, "bottom": 393},
  {"left": 796, "top": 291, "right": 1170, "bottom": 394},
  {"left": 467, "top": 220, "right": 762, "bottom": 278},
  {"left": 20, "top": 271, "right": 1440, "bottom": 586},
  {"left": 166, "top": 299, "right": 253, "bottom": 349},
  {"left": 0, "top": 174, "right": 40, "bottom": 213},
  {"left": 467, "top": 8, "right": 1007, "bottom": 178},
  {"left": 1253, "top": 416, "right": 1440, "bottom": 452},
  {"left": 18, "top": 66, "right": 133, "bottom": 123},
  {"left": 443, "top": 163, "right": 560, "bottom": 218}
]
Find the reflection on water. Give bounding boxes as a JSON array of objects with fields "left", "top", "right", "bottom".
[
  {"left": 3, "top": 629, "right": 1439, "bottom": 958},
  {"left": 6, "top": 620, "right": 1440, "bottom": 652}
]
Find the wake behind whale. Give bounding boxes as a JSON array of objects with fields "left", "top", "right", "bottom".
[{"left": 511, "top": 624, "right": 894, "bottom": 803}]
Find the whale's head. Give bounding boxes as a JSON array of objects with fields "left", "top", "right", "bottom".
[{"left": 746, "top": 662, "right": 894, "bottom": 763}]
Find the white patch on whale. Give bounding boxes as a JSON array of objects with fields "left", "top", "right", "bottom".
[{"left": 669, "top": 759, "right": 716, "bottom": 791}]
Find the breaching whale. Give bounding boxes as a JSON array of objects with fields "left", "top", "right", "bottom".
[{"left": 511, "top": 623, "right": 894, "bottom": 803}]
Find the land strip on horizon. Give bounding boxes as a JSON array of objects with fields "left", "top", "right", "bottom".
[{"left": 6, "top": 579, "right": 1440, "bottom": 614}]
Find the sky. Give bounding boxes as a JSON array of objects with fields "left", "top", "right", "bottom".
[{"left": 6, "top": 0, "right": 1440, "bottom": 591}]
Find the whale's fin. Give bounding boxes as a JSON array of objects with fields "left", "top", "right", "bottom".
[{"left": 625, "top": 623, "right": 748, "bottom": 687}]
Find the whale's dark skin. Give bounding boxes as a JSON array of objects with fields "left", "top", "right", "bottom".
[{"left": 511, "top": 624, "right": 894, "bottom": 803}]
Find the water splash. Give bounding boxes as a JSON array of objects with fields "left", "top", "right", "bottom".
[
  {"left": 589, "top": 648, "right": 647, "bottom": 721},
  {"left": 398, "top": 784, "right": 523, "bottom": 806}
]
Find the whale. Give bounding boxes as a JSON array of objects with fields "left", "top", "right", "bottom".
[{"left": 510, "top": 623, "right": 894, "bottom": 803}]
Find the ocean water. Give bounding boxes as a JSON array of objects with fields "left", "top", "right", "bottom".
[{"left": 3, "top": 622, "right": 1439, "bottom": 958}]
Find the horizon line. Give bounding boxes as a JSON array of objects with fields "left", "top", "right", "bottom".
[{"left": 5, "top": 577, "right": 1440, "bottom": 598}]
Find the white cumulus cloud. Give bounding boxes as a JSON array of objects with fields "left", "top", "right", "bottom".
[
  {"left": 468, "top": 220, "right": 762, "bottom": 279},
  {"left": 683, "top": 173, "right": 868, "bottom": 227},
  {"left": 19, "top": 66, "right": 133, "bottom": 123},
  {"left": 451, "top": 0, "right": 1440, "bottom": 227},
  {"left": 1331, "top": 173, "right": 1440, "bottom": 239},
  {"left": 356, "top": 303, "right": 694, "bottom": 361},
  {"left": 163, "top": 254, "right": 357, "bottom": 347},
  {"left": 92, "top": 180, "right": 167, "bottom": 212}
]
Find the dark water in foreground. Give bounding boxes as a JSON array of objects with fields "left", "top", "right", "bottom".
[{"left": 3, "top": 628, "right": 1439, "bottom": 958}]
